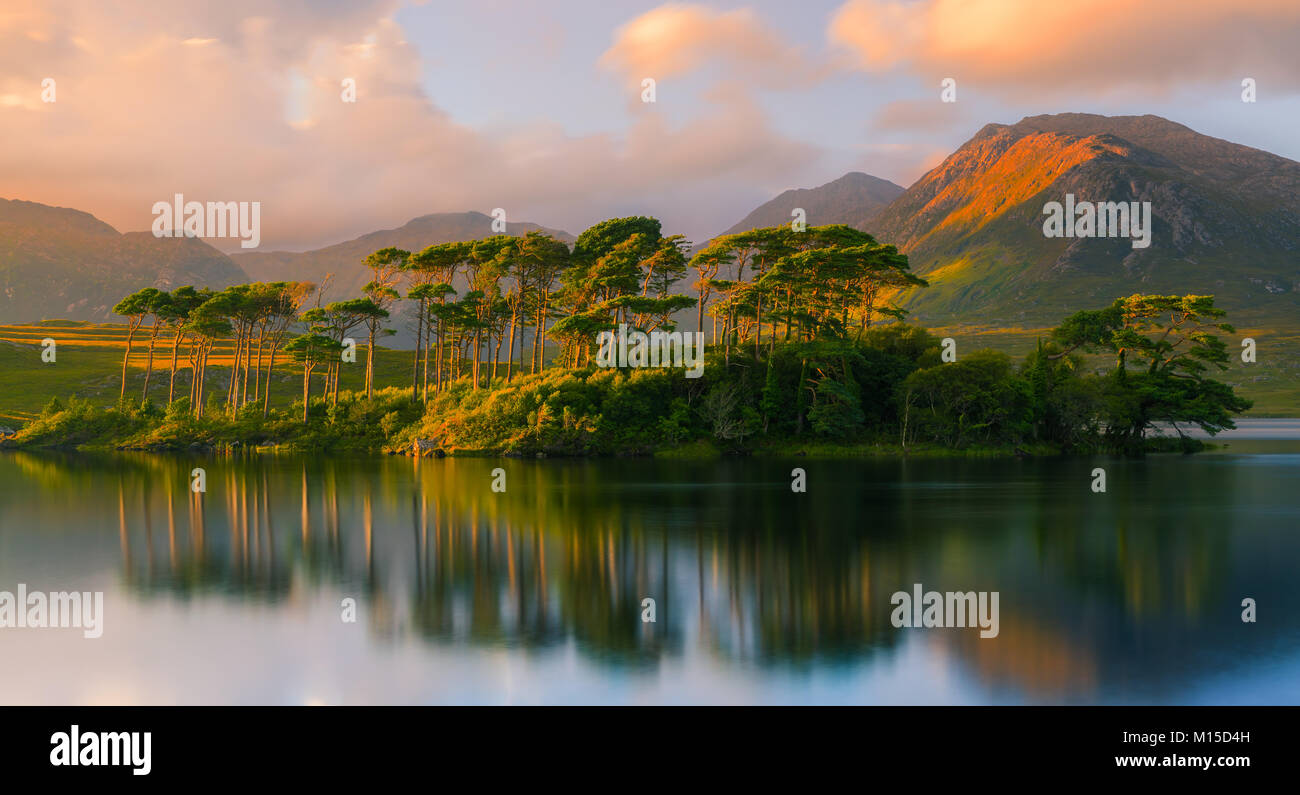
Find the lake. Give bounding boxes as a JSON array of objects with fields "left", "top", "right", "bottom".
[{"left": 2, "top": 427, "right": 1298, "bottom": 704}]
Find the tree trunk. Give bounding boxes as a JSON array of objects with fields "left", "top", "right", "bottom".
[
  {"left": 472, "top": 327, "right": 482, "bottom": 389},
  {"left": 141, "top": 321, "right": 160, "bottom": 403},
  {"left": 531, "top": 302, "right": 542, "bottom": 374},
  {"left": 195, "top": 345, "right": 209, "bottom": 419},
  {"left": 411, "top": 301, "right": 423, "bottom": 402},
  {"left": 435, "top": 320, "right": 443, "bottom": 393},
  {"left": 262, "top": 345, "right": 277, "bottom": 418},
  {"left": 422, "top": 315, "right": 431, "bottom": 401},
  {"left": 240, "top": 329, "right": 252, "bottom": 407},
  {"left": 505, "top": 305, "right": 518, "bottom": 381},
  {"left": 226, "top": 323, "right": 242, "bottom": 409},
  {"left": 491, "top": 327, "right": 504, "bottom": 382},
  {"left": 302, "top": 365, "right": 311, "bottom": 423},
  {"left": 119, "top": 322, "right": 138, "bottom": 401},
  {"left": 253, "top": 326, "right": 266, "bottom": 407},
  {"left": 167, "top": 326, "right": 183, "bottom": 405},
  {"left": 189, "top": 342, "right": 200, "bottom": 414},
  {"left": 366, "top": 326, "right": 376, "bottom": 399}
]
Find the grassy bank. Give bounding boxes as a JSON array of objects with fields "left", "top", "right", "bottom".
[
  {"left": 4, "top": 317, "right": 1293, "bottom": 433},
  {"left": 0, "top": 330, "right": 1220, "bottom": 458}
]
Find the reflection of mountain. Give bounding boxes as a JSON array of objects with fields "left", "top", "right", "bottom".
[
  {"left": 938, "top": 617, "right": 1099, "bottom": 697},
  {"left": 8, "top": 451, "right": 1298, "bottom": 701}
]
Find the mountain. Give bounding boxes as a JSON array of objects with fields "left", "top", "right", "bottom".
[
  {"left": 0, "top": 199, "right": 247, "bottom": 322},
  {"left": 232, "top": 211, "right": 573, "bottom": 301},
  {"left": 724, "top": 172, "right": 905, "bottom": 235},
  {"left": 871, "top": 113, "right": 1300, "bottom": 327}
]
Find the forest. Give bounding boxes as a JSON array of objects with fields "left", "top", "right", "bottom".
[{"left": 6, "top": 217, "right": 1251, "bottom": 456}]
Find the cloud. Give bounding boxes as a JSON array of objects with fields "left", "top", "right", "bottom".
[
  {"left": 871, "top": 98, "right": 966, "bottom": 132},
  {"left": 848, "top": 142, "right": 951, "bottom": 189},
  {"left": 829, "top": 0, "right": 1300, "bottom": 96},
  {"left": 0, "top": 0, "right": 818, "bottom": 250},
  {"left": 600, "top": 3, "right": 828, "bottom": 90}
]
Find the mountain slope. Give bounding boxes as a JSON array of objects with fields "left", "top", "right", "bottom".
[
  {"left": 232, "top": 211, "right": 573, "bottom": 301},
  {"left": 0, "top": 199, "right": 248, "bottom": 322},
  {"left": 724, "top": 172, "right": 905, "bottom": 235},
  {"left": 872, "top": 114, "right": 1300, "bottom": 328}
]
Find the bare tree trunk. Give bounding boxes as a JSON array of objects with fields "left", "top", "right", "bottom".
[
  {"left": 505, "top": 306, "right": 518, "bottom": 381},
  {"left": 141, "top": 321, "right": 161, "bottom": 404},
  {"left": 436, "top": 298, "right": 448, "bottom": 392},
  {"left": 167, "top": 326, "right": 183, "bottom": 405},
  {"left": 302, "top": 365, "right": 311, "bottom": 423},
  {"left": 253, "top": 325, "right": 266, "bottom": 406},
  {"left": 366, "top": 326, "right": 375, "bottom": 399},
  {"left": 531, "top": 305, "right": 542, "bottom": 374},
  {"left": 411, "top": 302, "right": 423, "bottom": 402},
  {"left": 471, "top": 327, "right": 481, "bottom": 389},
  {"left": 189, "top": 341, "right": 200, "bottom": 413},
  {"left": 262, "top": 344, "right": 277, "bottom": 418},
  {"left": 226, "top": 322, "right": 242, "bottom": 409},
  {"left": 119, "top": 322, "right": 139, "bottom": 401},
  {"left": 195, "top": 345, "right": 209, "bottom": 419},
  {"left": 422, "top": 315, "right": 431, "bottom": 401},
  {"left": 492, "top": 327, "right": 504, "bottom": 382}
]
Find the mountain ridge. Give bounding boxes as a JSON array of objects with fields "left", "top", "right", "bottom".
[
  {"left": 869, "top": 113, "right": 1300, "bottom": 327},
  {"left": 0, "top": 198, "right": 248, "bottom": 322},
  {"left": 232, "top": 211, "right": 574, "bottom": 301},
  {"left": 723, "top": 171, "right": 904, "bottom": 236}
]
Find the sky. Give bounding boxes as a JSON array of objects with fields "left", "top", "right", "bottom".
[{"left": 2, "top": 0, "right": 1299, "bottom": 251}]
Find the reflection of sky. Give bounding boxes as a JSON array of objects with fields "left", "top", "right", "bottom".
[
  {"left": 0, "top": 591, "right": 1000, "bottom": 705},
  {"left": 1, "top": 450, "right": 1299, "bottom": 705},
  {"left": 10, "top": 590, "right": 1289, "bottom": 704}
]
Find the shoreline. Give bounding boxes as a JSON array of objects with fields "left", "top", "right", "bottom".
[{"left": 0, "top": 437, "right": 1261, "bottom": 459}]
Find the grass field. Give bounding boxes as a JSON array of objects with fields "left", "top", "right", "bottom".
[
  {"left": 0, "top": 318, "right": 1295, "bottom": 428},
  {"left": 0, "top": 320, "right": 419, "bottom": 426}
]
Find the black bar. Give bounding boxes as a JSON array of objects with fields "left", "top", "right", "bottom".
[{"left": 1, "top": 706, "right": 1286, "bottom": 783}]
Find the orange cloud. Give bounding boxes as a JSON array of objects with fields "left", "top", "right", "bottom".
[
  {"left": 830, "top": 0, "right": 1300, "bottom": 96},
  {"left": 0, "top": 1, "right": 818, "bottom": 249},
  {"left": 600, "top": 3, "right": 828, "bottom": 90},
  {"left": 871, "top": 98, "right": 966, "bottom": 132}
]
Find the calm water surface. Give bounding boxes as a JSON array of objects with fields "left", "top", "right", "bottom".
[{"left": 1, "top": 430, "right": 1298, "bottom": 704}]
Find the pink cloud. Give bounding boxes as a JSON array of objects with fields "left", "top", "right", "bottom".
[
  {"left": 600, "top": 3, "right": 830, "bottom": 91},
  {"left": 829, "top": 0, "right": 1300, "bottom": 97},
  {"left": 0, "top": 1, "right": 819, "bottom": 249}
]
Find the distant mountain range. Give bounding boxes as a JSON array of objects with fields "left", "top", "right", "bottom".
[
  {"left": 0, "top": 199, "right": 247, "bottom": 322},
  {"left": 0, "top": 206, "right": 572, "bottom": 325},
  {"left": 232, "top": 211, "right": 573, "bottom": 303},
  {"left": 723, "top": 171, "right": 904, "bottom": 235},
  {"left": 4, "top": 114, "right": 1298, "bottom": 342}
]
